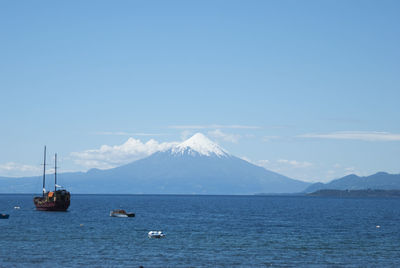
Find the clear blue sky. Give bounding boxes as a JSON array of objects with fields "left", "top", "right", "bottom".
[{"left": 1, "top": 0, "right": 399, "bottom": 182}]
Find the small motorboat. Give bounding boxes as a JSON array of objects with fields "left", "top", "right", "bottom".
[
  {"left": 110, "top": 209, "right": 135, "bottom": 218},
  {"left": 0, "top": 214, "right": 9, "bottom": 219},
  {"left": 14, "top": 206, "right": 20, "bottom": 210},
  {"left": 148, "top": 231, "right": 165, "bottom": 238}
]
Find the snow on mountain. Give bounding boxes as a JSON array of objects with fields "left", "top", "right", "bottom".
[{"left": 171, "top": 133, "right": 229, "bottom": 157}]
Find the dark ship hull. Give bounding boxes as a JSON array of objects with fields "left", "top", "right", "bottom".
[{"left": 34, "top": 190, "right": 70, "bottom": 212}]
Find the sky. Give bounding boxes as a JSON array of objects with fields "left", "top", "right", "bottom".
[{"left": 0, "top": 0, "right": 399, "bottom": 182}]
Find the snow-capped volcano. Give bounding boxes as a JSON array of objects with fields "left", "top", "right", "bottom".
[
  {"left": 171, "top": 133, "right": 229, "bottom": 157},
  {"left": 0, "top": 133, "right": 310, "bottom": 194}
]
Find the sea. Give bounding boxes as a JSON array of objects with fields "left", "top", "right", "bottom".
[{"left": 1, "top": 194, "right": 400, "bottom": 267}]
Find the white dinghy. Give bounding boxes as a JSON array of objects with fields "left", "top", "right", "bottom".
[{"left": 148, "top": 231, "right": 165, "bottom": 238}]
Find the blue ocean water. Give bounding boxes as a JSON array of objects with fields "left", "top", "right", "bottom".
[{"left": 1, "top": 194, "right": 400, "bottom": 267}]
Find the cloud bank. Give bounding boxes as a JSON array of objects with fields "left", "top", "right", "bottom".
[
  {"left": 169, "top": 124, "right": 260, "bottom": 129},
  {"left": 94, "top": 132, "right": 166, "bottom": 136},
  {"left": 207, "top": 129, "right": 241, "bottom": 143},
  {"left": 0, "top": 162, "right": 41, "bottom": 177},
  {"left": 71, "top": 138, "right": 178, "bottom": 169},
  {"left": 71, "top": 132, "right": 242, "bottom": 170},
  {"left": 255, "top": 158, "right": 363, "bottom": 183},
  {"left": 299, "top": 131, "right": 400, "bottom": 141}
]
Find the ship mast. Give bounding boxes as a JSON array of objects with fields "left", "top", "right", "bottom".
[
  {"left": 42, "top": 146, "right": 46, "bottom": 197},
  {"left": 54, "top": 153, "right": 57, "bottom": 192}
]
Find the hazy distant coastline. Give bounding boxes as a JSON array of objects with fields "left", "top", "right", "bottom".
[{"left": 308, "top": 189, "right": 400, "bottom": 198}]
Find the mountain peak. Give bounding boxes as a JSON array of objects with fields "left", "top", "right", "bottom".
[{"left": 172, "top": 133, "right": 229, "bottom": 157}]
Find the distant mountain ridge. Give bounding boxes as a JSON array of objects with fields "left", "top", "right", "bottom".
[
  {"left": 308, "top": 189, "right": 400, "bottom": 198},
  {"left": 0, "top": 133, "right": 310, "bottom": 194},
  {"left": 304, "top": 172, "right": 400, "bottom": 193}
]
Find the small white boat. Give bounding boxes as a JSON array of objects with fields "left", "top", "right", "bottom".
[
  {"left": 14, "top": 206, "right": 20, "bottom": 210},
  {"left": 110, "top": 209, "right": 135, "bottom": 218},
  {"left": 148, "top": 231, "right": 165, "bottom": 238}
]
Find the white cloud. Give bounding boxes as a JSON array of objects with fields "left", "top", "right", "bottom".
[
  {"left": 277, "top": 159, "right": 313, "bottom": 168},
  {"left": 299, "top": 131, "right": 400, "bottom": 141},
  {"left": 258, "top": 159, "right": 363, "bottom": 182},
  {"left": 180, "top": 130, "right": 194, "bottom": 140},
  {"left": 169, "top": 124, "right": 260, "bottom": 129},
  {"left": 0, "top": 162, "right": 41, "bottom": 177},
  {"left": 257, "top": 159, "right": 270, "bottom": 165},
  {"left": 70, "top": 138, "right": 178, "bottom": 169},
  {"left": 207, "top": 129, "right": 241, "bottom": 143},
  {"left": 262, "top": 135, "right": 279, "bottom": 142},
  {"left": 94, "top": 132, "right": 166, "bottom": 136},
  {"left": 324, "top": 166, "right": 363, "bottom": 181},
  {"left": 255, "top": 159, "right": 314, "bottom": 171},
  {"left": 240, "top": 156, "right": 254, "bottom": 164},
  {"left": 253, "top": 158, "right": 320, "bottom": 182},
  {"left": 344, "top": 166, "right": 360, "bottom": 175}
]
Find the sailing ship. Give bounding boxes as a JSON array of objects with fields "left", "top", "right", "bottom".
[{"left": 33, "top": 146, "right": 70, "bottom": 211}]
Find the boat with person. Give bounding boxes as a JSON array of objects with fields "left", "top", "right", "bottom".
[
  {"left": 33, "top": 147, "right": 70, "bottom": 211},
  {"left": 0, "top": 214, "right": 9, "bottom": 219},
  {"left": 110, "top": 209, "right": 135, "bottom": 218}
]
